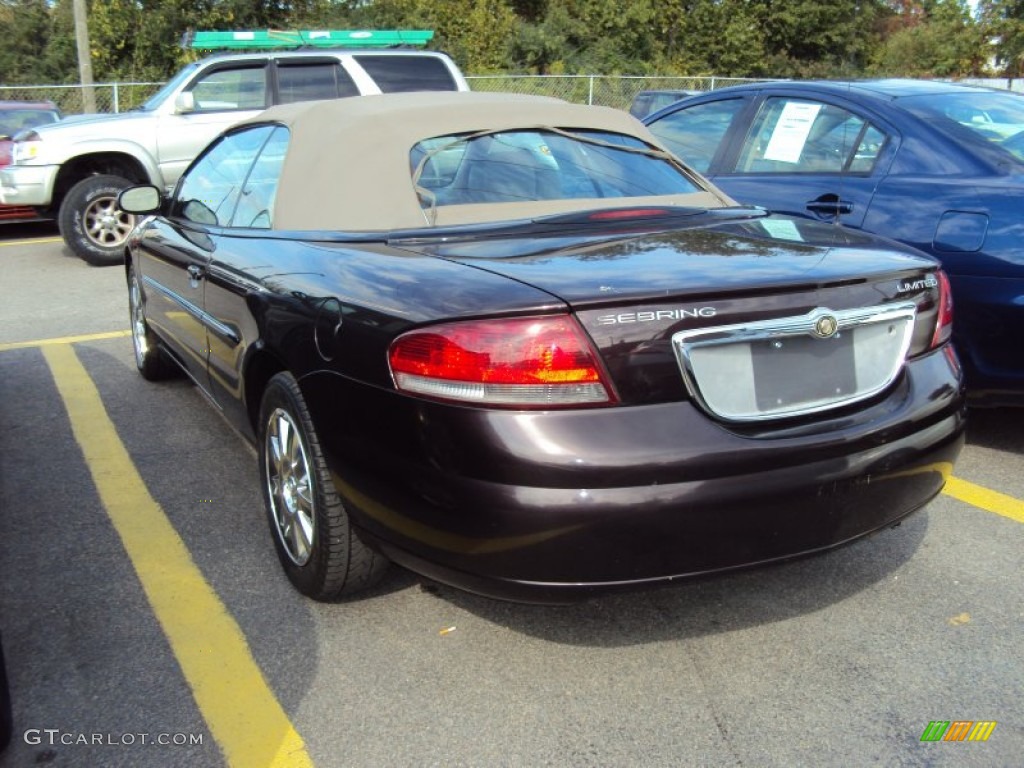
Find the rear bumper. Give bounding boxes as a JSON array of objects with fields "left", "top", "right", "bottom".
[
  {"left": 303, "top": 345, "right": 966, "bottom": 601},
  {"left": 0, "top": 164, "right": 57, "bottom": 207}
]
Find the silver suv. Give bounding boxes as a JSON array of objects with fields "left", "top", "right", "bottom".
[{"left": 0, "top": 48, "right": 468, "bottom": 265}]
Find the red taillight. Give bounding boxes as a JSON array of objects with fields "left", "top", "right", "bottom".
[
  {"left": 930, "top": 270, "right": 954, "bottom": 349},
  {"left": 388, "top": 315, "right": 616, "bottom": 407}
]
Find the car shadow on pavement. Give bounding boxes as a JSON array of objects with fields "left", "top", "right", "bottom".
[
  {"left": 0, "top": 221, "right": 58, "bottom": 241},
  {"left": 420, "top": 508, "right": 928, "bottom": 648},
  {"left": 964, "top": 406, "right": 1024, "bottom": 452}
]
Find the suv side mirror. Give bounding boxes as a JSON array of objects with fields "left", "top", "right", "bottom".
[{"left": 174, "top": 92, "right": 196, "bottom": 114}]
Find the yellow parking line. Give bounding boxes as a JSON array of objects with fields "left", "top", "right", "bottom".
[
  {"left": 0, "top": 236, "right": 63, "bottom": 247},
  {"left": 0, "top": 330, "right": 131, "bottom": 352},
  {"left": 41, "top": 344, "right": 313, "bottom": 768},
  {"left": 944, "top": 476, "right": 1024, "bottom": 524}
]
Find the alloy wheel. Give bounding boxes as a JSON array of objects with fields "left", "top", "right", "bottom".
[
  {"left": 264, "top": 407, "right": 315, "bottom": 566},
  {"left": 83, "top": 194, "right": 134, "bottom": 249},
  {"left": 129, "top": 272, "right": 148, "bottom": 367}
]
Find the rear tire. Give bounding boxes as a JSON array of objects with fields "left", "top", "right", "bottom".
[
  {"left": 59, "top": 174, "right": 135, "bottom": 266},
  {"left": 258, "top": 372, "right": 388, "bottom": 600}
]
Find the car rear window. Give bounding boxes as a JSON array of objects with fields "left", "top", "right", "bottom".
[
  {"left": 353, "top": 55, "right": 458, "bottom": 93},
  {"left": 901, "top": 91, "right": 1024, "bottom": 164},
  {"left": 410, "top": 129, "right": 702, "bottom": 208}
]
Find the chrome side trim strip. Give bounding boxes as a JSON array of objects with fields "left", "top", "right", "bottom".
[{"left": 142, "top": 274, "right": 241, "bottom": 347}]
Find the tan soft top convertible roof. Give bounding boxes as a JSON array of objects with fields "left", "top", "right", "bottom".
[{"left": 239, "top": 91, "right": 731, "bottom": 231}]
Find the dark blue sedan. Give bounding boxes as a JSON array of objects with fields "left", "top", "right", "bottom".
[{"left": 645, "top": 79, "right": 1024, "bottom": 404}]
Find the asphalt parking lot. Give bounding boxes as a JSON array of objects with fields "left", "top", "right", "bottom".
[{"left": 0, "top": 223, "right": 1021, "bottom": 768}]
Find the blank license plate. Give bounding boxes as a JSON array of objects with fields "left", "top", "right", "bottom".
[{"left": 752, "top": 333, "right": 856, "bottom": 411}]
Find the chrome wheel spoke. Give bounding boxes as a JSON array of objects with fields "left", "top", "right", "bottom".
[
  {"left": 264, "top": 407, "right": 315, "bottom": 566},
  {"left": 268, "top": 417, "right": 286, "bottom": 468},
  {"left": 277, "top": 416, "right": 292, "bottom": 468},
  {"left": 289, "top": 512, "right": 313, "bottom": 561},
  {"left": 294, "top": 474, "right": 313, "bottom": 507},
  {"left": 130, "top": 279, "right": 147, "bottom": 358}
]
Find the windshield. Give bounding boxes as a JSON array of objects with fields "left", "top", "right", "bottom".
[
  {"left": 410, "top": 129, "right": 702, "bottom": 211},
  {"left": 900, "top": 91, "right": 1024, "bottom": 163},
  {"left": 0, "top": 108, "right": 60, "bottom": 136},
  {"left": 138, "top": 63, "right": 200, "bottom": 111}
]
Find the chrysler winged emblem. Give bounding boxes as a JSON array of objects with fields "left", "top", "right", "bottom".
[{"left": 813, "top": 314, "right": 839, "bottom": 339}]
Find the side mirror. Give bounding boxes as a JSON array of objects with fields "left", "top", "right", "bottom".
[
  {"left": 174, "top": 91, "right": 196, "bottom": 114},
  {"left": 118, "top": 185, "right": 163, "bottom": 214}
]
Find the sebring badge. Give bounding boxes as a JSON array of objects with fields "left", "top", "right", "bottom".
[
  {"left": 595, "top": 307, "right": 717, "bottom": 325},
  {"left": 813, "top": 314, "right": 839, "bottom": 339}
]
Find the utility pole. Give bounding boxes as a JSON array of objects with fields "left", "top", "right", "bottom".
[{"left": 72, "top": 0, "right": 97, "bottom": 113}]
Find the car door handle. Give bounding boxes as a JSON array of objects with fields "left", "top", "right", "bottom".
[
  {"left": 806, "top": 196, "right": 853, "bottom": 216},
  {"left": 187, "top": 264, "right": 205, "bottom": 281}
]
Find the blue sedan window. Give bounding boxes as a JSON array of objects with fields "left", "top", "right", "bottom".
[
  {"left": 733, "top": 98, "right": 886, "bottom": 175},
  {"left": 411, "top": 129, "right": 701, "bottom": 208},
  {"left": 900, "top": 91, "right": 1024, "bottom": 163},
  {"left": 646, "top": 97, "right": 748, "bottom": 172}
]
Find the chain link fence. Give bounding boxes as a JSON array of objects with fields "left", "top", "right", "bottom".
[
  {"left": 2, "top": 74, "right": 1021, "bottom": 117},
  {"left": 0, "top": 82, "right": 164, "bottom": 115}
]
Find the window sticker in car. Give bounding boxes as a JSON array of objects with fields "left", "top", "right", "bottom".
[{"left": 763, "top": 102, "right": 822, "bottom": 164}]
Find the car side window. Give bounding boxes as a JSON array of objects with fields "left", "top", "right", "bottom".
[
  {"left": 173, "top": 126, "right": 275, "bottom": 227},
  {"left": 276, "top": 61, "right": 359, "bottom": 103},
  {"left": 352, "top": 55, "right": 458, "bottom": 92},
  {"left": 231, "top": 127, "right": 289, "bottom": 229},
  {"left": 189, "top": 66, "right": 268, "bottom": 111},
  {"left": 733, "top": 98, "right": 886, "bottom": 174},
  {"left": 646, "top": 98, "right": 748, "bottom": 173}
]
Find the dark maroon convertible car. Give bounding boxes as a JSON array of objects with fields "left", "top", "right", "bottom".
[{"left": 119, "top": 92, "right": 965, "bottom": 602}]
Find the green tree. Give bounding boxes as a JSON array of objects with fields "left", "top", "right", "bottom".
[
  {"left": 39, "top": 0, "right": 79, "bottom": 84},
  {"left": 0, "top": 0, "right": 1013, "bottom": 86},
  {"left": 652, "top": 0, "right": 767, "bottom": 76},
  {"left": 872, "top": 0, "right": 988, "bottom": 76},
  {"left": 507, "top": 0, "right": 662, "bottom": 74},
  {"left": 979, "top": 0, "right": 1024, "bottom": 77},
  {"left": 81, "top": 0, "right": 345, "bottom": 83},
  {"left": 753, "top": 0, "right": 890, "bottom": 77},
  {"left": 0, "top": 0, "right": 56, "bottom": 83},
  {"left": 347, "top": 0, "right": 516, "bottom": 73}
]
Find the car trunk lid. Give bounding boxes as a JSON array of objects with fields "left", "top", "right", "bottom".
[{"left": 397, "top": 214, "right": 945, "bottom": 417}]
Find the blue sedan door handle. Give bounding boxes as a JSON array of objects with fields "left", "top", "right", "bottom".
[{"left": 806, "top": 195, "right": 854, "bottom": 216}]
